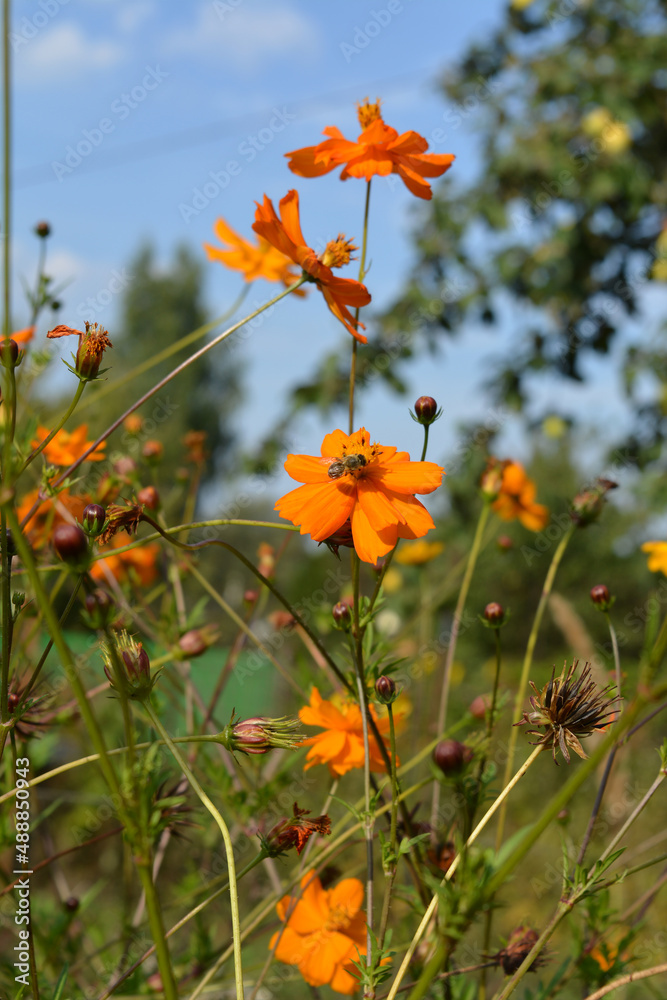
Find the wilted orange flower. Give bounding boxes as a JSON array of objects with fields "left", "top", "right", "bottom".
[
  {"left": 275, "top": 428, "right": 444, "bottom": 565},
  {"left": 252, "top": 190, "right": 371, "bottom": 341},
  {"left": 31, "top": 424, "right": 106, "bottom": 466},
  {"left": 641, "top": 541, "right": 667, "bottom": 575},
  {"left": 17, "top": 489, "right": 91, "bottom": 549},
  {"left": 91, "top": 534, "right": 160, "bottom": 586},
  {"left": 491, "top": 461, "right": 549, "bottom": 532},
  {"left": 271, "top": 870, "right": 366, "bottom": 995},
  {"left": 204, "top": 217, "right": 304, "bottom": 290},
  {"left": 299, "top": 686, "right": 398, "bottom": 776},
  {"left": 286, "top": 97, "right": 455, "bottom": 200},
  {"left": 47, "top": 322, "right": 112, "bottom": 380}
]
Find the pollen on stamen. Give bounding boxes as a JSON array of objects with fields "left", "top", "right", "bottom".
[
  {"left": 320, "top": 236, "right": 358, "bottom": 269},
  {"left": 357, "top": 97, "right": 382, "bottom": 129}
]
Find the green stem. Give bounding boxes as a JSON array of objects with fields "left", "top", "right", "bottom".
[
  {"left": 0, "top": 511, "right": 12, "bottom": 724},
  {"left": 606, "top": 610, "right": 622, "bottom": 700},
  {"left": 494, "top": 521, "right": 575, "bottom": 849},
  {"left": 19, "top": 277, "right": 307, "bottom": 529},
  {"left": 143, "top": 700, "right": 244, "bottom": 1000},
  {"left": 386, "top": 745, "right": 545, "bottom": 1000},
  {"left": 136, "top": 861, "right": 179, "bottom": 1000},
  {"left": 430, "top": 501, "right": 491, "bottom": 833},
  {"left": 352, "top": 552, "right": 374, "bottom": 969},
  {"left": 420, "top": 424, "right": 430, "bottom": 463},
  {"left": 378, "top": 703, "right": 399, "bottom": 951},
  {"left": 19, "top": 380, "right": 86, "bottom": 474},
  {"left": 349, "top": 179, "right": 372, "bottom": 434}
]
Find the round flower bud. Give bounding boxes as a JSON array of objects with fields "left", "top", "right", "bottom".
[
  {"left": 0, "top": 338, "right": 19, "bottom": 367},
  {"left": 142, "top": 439, "right": 163, "bottom": 462},
  {"left": 83, "top": 589, "right": 114, "bottom": 628},
  {"left": 469, "top": 693, "right": 491, "bottom": 720},
  {"left": 375, "top": 675, "right": 397, "bottom": 704},
  {"left": 137, "top": 485, "right": 159, "bottom": 510},
  {"left": 413, "top": 396, "right": 439, "bottom": 424},
  {"left": 433, "top": 739, "right": 473, "bottom": 776},
  {"left": 82, "top": 503, "right": 106, "bottom": 537},
  {"left": 556, "top": 809, "right": 570, "bottom": 825},
  {"left": 332, "top": 601, "right": 351, "bottom": 629},
  {"left": 484, "top": 602, "right": 505, "bottom": 626},
  {"left": 178, "top": 630, "right": 207, "bottom": 658},
  {"left": 243, "top": 589, "right": 259, "bottom": 605},
  {"left": 53, "top": 524, "right": 89, "bottom": 568},
  {"left": 590, "top": 584, "right": 612, "bottom": 611},
  {"left": 114, "top": 456, "right": 137, "bottom": 478},
  {"left": 497, "top": 534, "right": 513, "bottom": 552},
  {"left": 35, "top": 221, "right": 51, "bottom": 238},
  {"left": 570, "top": 478, "right": 617, "bottom": 527}
]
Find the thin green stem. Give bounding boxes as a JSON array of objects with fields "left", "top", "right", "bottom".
[
  {"left": 352, "top": 552, "right": 374, "bottom": 970},
  {"left": 386, "top": 745, "right": 545, "bottom": 1000},
  {"left": 430, "top": 501, "right": 491, "bottom": 833},
  {"left": 420, "top": 424, "right": 430, "bottom": 463},
  {"left": 378, "top": 703, "right": 399, "bottom": 951},
  {"left": 144, "top": 701, "right": 244, "bottom": 1000},
  {"left": 494, "top": 521, "right": 575, "bottom": 849},
  {"left": 19, "top": 277, "right": 307, "bottom": 529},
  {"left": 19, "top": 380, "right": 86, "bottom": 473},
  {"left": 606, "top": 611, "right": 622, "bottom": 700},
  {"left": 596, "top": 768, "right": 665, "bottom": 869},
  {"left": 349, "top": 179, "right": 372, "bottom": 433},
  {"left": 135, "top": 862, "right": 179, "bottom": 1000}
]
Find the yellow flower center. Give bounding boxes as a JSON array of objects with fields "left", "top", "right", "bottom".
[
  {"left": 320, "top": 236, "right": 357, "bottom": 269},
  {"left": 324, "top": 903, "right": 352, "bottom": 933},
  {"left": 328, "top": 442, "right": 380, "bottom": 480},
  {"left": 357, "top": 97, "right": 382, "bottom": 129}
]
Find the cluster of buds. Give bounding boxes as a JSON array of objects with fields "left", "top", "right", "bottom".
[
  {"left": 102, "top": 630, "right": 159, "bottom": 700},
  {"left": 261, "top": 803, "right": 331, "bottom": 857},
  {"left": 410, "top": 395, "right": 442, "bottom": 426},
  {"left": 570, "top": 477, "right": 617, "bottom": 527},
  {"left": 220, "top": 714, "right": 303, "bottom": 757},
  {"left": 47, "top": 321, "right": 112, "bottom": 382}
]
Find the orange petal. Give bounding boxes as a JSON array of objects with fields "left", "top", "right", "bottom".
[
  {"left": 278, "top": 189, "right": 308, "bottom": 251},
  {"left": 328, "top": 877, "right": 364, "bottom": 916},
  {"left": 275, "top": 482, "right": 355, "bottom": 540},
  {"left": 284, "top": 453, "right": 334, "bottom": 484},
  {"left": 321, "top": 429, "right": 350, "bottom": 457},
  {"left": 368, "top": 459, "right": 444, "bottom": 495},
  {"left": 357, "top": 478, "right": 405, "bottom": 529},
  {"left": 350, "top": 502, "right": 395, "bottom": 564}
]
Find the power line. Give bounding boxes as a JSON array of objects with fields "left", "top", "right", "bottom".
[{"left": 15, "top": 67, "right": 443, "bottom": 189}]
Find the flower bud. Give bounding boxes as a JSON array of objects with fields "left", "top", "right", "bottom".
[
  {"left": 497, "top": 534, "right": 513, "bottom": 552},
  {"left": 102, "top": 630, "right": 157, "bottom": 699},
  {"left": 412, "top": 395, "right": 441, "bottom": 425},
  {"left": 243, "top": 589, "right": 259, "bottom": 605},
  {"left": 142, "top": 440, "right": 163, "bottom": 462},
  {"left": 0, "top": 338, "right": 19, "bottom": 367},
  {"left": 224, "top": 715, "right": 303, "bottom": 756},
  {"left": 177, "top": 625, "right": 219, "bottom": 659},
  {"left": 322, "top": 520, "right": 355, "bottom": 558},
  {"left": 483, "top": 602, "right": 506, "bottom": 627},
  {"left": 433, "top": 739, "right": 473, "bottom": 776},
  {"left": 35, "top": 221, "right": 51, "bottom": 238},
  {"left": 375, "top": 675, "right": 397, "bottom": 704},
  {"left": 123, "top": 414, "right": 143, "bottom": 435},
  {"left": 53, "top": 524, "right": 90, "bottom": 569},
  {"left": 470, "top": 693, "right": 491, "bottom": 720},
  {"left": 64, "top": 897, "right": 79, "bottom": 912},
  {"left": 590, "top": 584, "right": 613, "bottom": 612},
  {"left": 83, "top": 589, "right": 115, "bottom": 629},
  {"left": 82, "top": 503, "right": 106, "bottom": 537},
  {"left": 137, "top": 485, "right": 159, "bottom": 510},
  {"left": 114, "top": 456, "right": 137, "bottom": 478},
  {"left": 332, "top": 601, "right": 351, "bottom": 629},
  {"left": 497, "top": 926, "right": 541, "bottom": 975},
  {"left": 480, "top": 457, "right": 508, "bottom": 502},
  {"left": 570, "top": 478, "right": 617, "bottom": 527}
]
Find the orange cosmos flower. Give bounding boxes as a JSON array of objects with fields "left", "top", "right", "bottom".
[
  {"left": 31, "top": 424, "right": 106, "bottom": 466},
  {"left": 271, "top": 870, "right": 366, "bottom": 995},
  {"left": 299, "top": 686, "right": 398, "bottom": 776},
  {"left": 204, "top": 217, "right": 304, "bottom": 291},
  {"left": 252, "top": 189, "right": 371, "bottom": 341},
  {"left": 286, "top": 97, "right": 455, "bottom": 200},
  {"left": 275, "top": 427, "right": 444, "bottom": 565},
  {"left": 491, "top": 461, "right": 549, "bottom": 532},
  {"left": 91, "top": 534, "right": 160, "bottom": 586},
  {"left": 17, "top": 488, "right": 92, "bottom": 549}
]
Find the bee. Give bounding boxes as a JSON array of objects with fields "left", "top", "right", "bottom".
[{"left": 327, "top": 453, "right": 367, "bottom": 479}]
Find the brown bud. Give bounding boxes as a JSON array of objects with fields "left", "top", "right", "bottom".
[
  {"left": 243, "top": 589, "right": 259, "bottom": 604},
  {"left": 497, "top": 534, "right": 513, "bottom": 551},
  {"left": 178, "top": 626, "right": 219, "bottom": 658},
  {"left": 433, "top": 739, "right": 473, "bottom": 776},
  {"left": 332, "top": 601, "right": 351, "bottom": 627},
  {"left": 0, "top": 338, "right": 19, "bottom": 367},
  {"left": 590, "top": 584, "right": 612, "bottom": 611},
  {"left": 137, "top": 486, "right": 160, "bottom": 510},
  {"left": 484, "top": 602, "right": 505, "bottom": 626},
  {"left": 470, "top": 693, "right": 491, "bottom": 720},
  {"left": 53, "top": 524, "right": 89, "bottom": 568},
  {"left": 64, "top": 896, "right": 79, "bottom": 912},
  {"left": 375, "top": 675, "right": 397, "bottom": 704},
  {"left": 83, "top": 589, "right": 114, "bottom": 629},
  {"left": 570, "top": 478, "right": 617, "bottom": 527},
  {"left": 35, "top": 221, "right": 51, "bottom": 238},
  {"left": 142, "top": 440, "right": 163, "bottom": 462},
  {"left": 413, "top": 395, "right": 440, "bottom": 425},
  {"left": 82, "top": 503, "right": 106, "bottom": 536},
  {"left": 498, "top": 926, "right": 541, "bottom": 975}
]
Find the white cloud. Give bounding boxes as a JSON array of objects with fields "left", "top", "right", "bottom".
[
  {"left": 14, "top": 22, "right": 123, "bottom": 85},
  {"left": 161, "top": 2, "right": 321, "bottom": 72},
  {"left": 116, "top": 1, "right": 157, "bottom": 34}
]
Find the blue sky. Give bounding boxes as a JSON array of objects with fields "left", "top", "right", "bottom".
[{"left": 7, "top": 0, "right": 648, "bottom": 499}]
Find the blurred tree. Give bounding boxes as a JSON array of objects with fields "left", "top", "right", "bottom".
[
  {"left": 93, "top": 244, "right": 241, "bottom": 488},
  {"left": 249, "top": 0, "right": 667, "bottom": 472}
]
